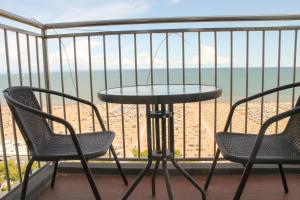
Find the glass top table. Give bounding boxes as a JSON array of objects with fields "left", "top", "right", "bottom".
[
  {"left": 98, "top": 84, "right": 222, "bottom": 104},
  {"left": 98, "top": 84, "right": 222, "bottom": 200}
]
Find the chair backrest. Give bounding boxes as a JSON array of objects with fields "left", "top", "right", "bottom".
[
  {"left": 283, "top": 96, "right": 300, "bottom": 151},
  {"left": 3, "top": 87, "right": 53, "bottom": 155}
]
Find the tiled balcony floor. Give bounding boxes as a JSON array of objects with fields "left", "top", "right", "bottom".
[{"left": 37, "top": 173, "right": 300, "bottom": 200}]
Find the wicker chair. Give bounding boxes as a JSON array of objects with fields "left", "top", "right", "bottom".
[
  {"left": 204, "top": 82, "right": 300, "bottom": 200},
  {"left": 3, "top": 86, "right": 128, "bottom": 200}
]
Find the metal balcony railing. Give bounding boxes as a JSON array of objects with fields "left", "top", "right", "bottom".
[{"left": 1, "top": 9, "right": 300, "bottom": 195}]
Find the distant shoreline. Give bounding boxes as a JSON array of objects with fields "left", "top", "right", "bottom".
[{"left": 1, "top": 67, "right": 298, "bottom": 104}]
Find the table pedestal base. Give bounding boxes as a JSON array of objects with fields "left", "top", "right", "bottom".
[{"left": 122, "top": 104, "right": 206, "bottom": 200}]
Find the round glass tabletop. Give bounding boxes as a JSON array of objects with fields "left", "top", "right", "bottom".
[{"left": 98, "top": 84, "right": 222, "bottom": 104}]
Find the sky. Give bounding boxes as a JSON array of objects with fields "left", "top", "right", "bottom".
[
  {"left": 1, "top": 0, "right": 300, "bottom": 23},
  {"left": 1, "top": 0, "right": 300, "bottom": 73}
]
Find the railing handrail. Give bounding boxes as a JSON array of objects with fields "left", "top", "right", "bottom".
[
  {"left": 45, "top": 25, "right": 300, "bottom": 39},
  {"left": 44, "top": 14, "right": 300, "bottom": 29},
  {"left": 0, "top": 9, "right": 44, "bottom": 29},
  {"left": 0, "top": 23, "right": 43, "bottom": 37}
]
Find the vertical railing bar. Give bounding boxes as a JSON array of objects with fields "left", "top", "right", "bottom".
[
  {"left": 134, "top": 33, "right": 138, "bottom": 84},
  {"left": 292, "top": 30, "right": 298, "bottom": 107},
  {"left": 182, "top": 32, "right": 185, "bottom": 83},
  {"left": 18, "top": 33, "right": 34, "bottom": 159},
  {"left": 16, "top": 33, "right": 23, "bottom": 86},
  {"left": 0, "top": 102, "right": 11, "bottom": 190},
  {"left": 166, "top": 32, "right": 170, "bottom": 85},
  {"left": 118, "top": 35, "right": 123, "bottom": 88},
  {"left": 26, "top": 35, "right": 36, "bottom": 167},
  {"left": 35, "top": 37, "right": 43, "bottom": 109},
  {"left": 0, "top": 100, "right": 13, "bottom": 192},
  {"left": 26, "top": 34, "right": 33, "bottom": 86},
  {"left": 42, "top": 29, "right": 53, "bottom": 155},
  {"left": 260, "top": 31, "right": 265, "bottom": 126},
  {"left": 26, "top": 35, "right": 35, "bottom": 165},
  {"left": 166, "top": 32, "right": 170, "bottom": 153},
  {"left": 198, "top": 31, "right": 202, "bottom": 159},
  {"left": 87, "top": 36, "right": 95, "bottom": 132},
  {"left": 35, "top": 36, "right": 42, "bottom": 168},
  {"left": 245, "top": 31, "right": 249, "bottom": 134},
  {"left": 4, "top": 29, "right": 23, "bottom": 181},
  {"left": 134, "top": 33, "right": 141, "bottom": 159},
  {"left": 102, "top": 35, "right": 111, "bottom": 158},
  {"left": 229, "top": 31, "right": 233, "bottom": 132},
  {"left": 213, "top": 31, "right": 217, "bottom": 155},
  {"left": 41, "top": 29, "right": 52, "bottom": 123},
  {"left": 73, "top": 36, "right": 82, "bottom": 133},
  {"left": 150, "top": 33, "right": 154, "bottom": 85},
  {"left": 19, "top": 33, "right": 36, "bottom": 167},
  {"left": 26, "top": 34, "right": 33, "bottom": 164},
  {"left": 118, "top": 34, "right": 126, "bottom": 158},
  {"left": 102, "top": 35, "right": 110, "bottom": 129},
  {"left": 58, "top": 38, "right": 67, "bottom": 134},
  {"left": 150, "top": 33, "right": 155, "bottom": 149},
  {"left": 182, "top": 32, "right": 186, "bottom": 158},
  {"left": 276, "top": 30, "right": 281, "bottom": 133}
]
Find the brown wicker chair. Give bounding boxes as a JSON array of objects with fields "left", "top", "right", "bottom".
[
  {"left": 3, "top": 86, "right": 128, "bottom": 200},
  {"left": 204, "top": 82, "right": 300, "bottom": 200}
]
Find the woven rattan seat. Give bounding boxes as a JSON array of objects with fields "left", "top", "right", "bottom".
[
  {"left": 36, "top": 131, "right": 114, "bottom": 160},
  {"left": 216, "top": 132, "right": 300, "bottom": 164}
]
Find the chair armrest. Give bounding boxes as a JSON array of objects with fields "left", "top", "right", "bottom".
[
  {"left": 247, "top": 105, "right": 300, "bottom": 163},
  {"left": 31, "top": 87, "right": 106, "bottom": 131},
  {"left": 223, "top": 82, "right": 300, "bottom": 131}
]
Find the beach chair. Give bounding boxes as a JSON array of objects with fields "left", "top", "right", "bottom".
[
  {"left": 204, "top": 82, "right": 300, "bottom": 200},
  {"left": 3, "top": 86, "right": 128, "bottom": 200}
]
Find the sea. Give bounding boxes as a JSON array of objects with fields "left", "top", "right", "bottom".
[{"left": 0, "top": 67, "right": 299, "bottom": 105}]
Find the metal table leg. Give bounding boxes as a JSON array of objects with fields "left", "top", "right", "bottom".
[
  {"left": 121, "top": 159, "right": 152, "bottom": 200},
  {"left": 152, "top": 104, "right": 161, "bottom": 197},
  {"left": 151, "top": 160, "right": 160, "bottom": 196},
  {"left": 171, "top": 159, "right": 206, "bottom": 199},
  {"left": 122, "top": 104, "right": 153, "bottom": 200},
  {"left": 161, "top": 104, "right": 174, "bottom": 199},
  {"left": 169, "top": 103, "right": 206, "bottom": 199},
  {"left": 122, "top": 103, "right": 206, "bottom": 200}
]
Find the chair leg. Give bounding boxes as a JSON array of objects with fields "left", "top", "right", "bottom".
[
  {"left": 110, "top": 145, "right": 128, "bottom": 185},
  {"left": 233, "top": 162, "right": 253, "bottom": 200},
  {"left": 51, "top": 161, "right": 58, "bottom": 188},
  {"left": 204, "top": 148, "right": 220, "bottom": 191},
  {"left": 278, "top": 164, "right": 289, "bottom": 193},
  {"left": 21, "top": 158, "right": 34, "bottom": 200},
  {"left": 80, "top": 158, "right": 101, "bottom": 200}
]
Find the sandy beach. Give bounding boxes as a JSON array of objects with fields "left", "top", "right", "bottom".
[{"left": 0, "top": 100, "right": 293, "bottom": 159}]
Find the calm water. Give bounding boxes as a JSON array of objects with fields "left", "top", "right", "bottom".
[{"left": 1, "top": 67, "right": 299, "bottom": 104}]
